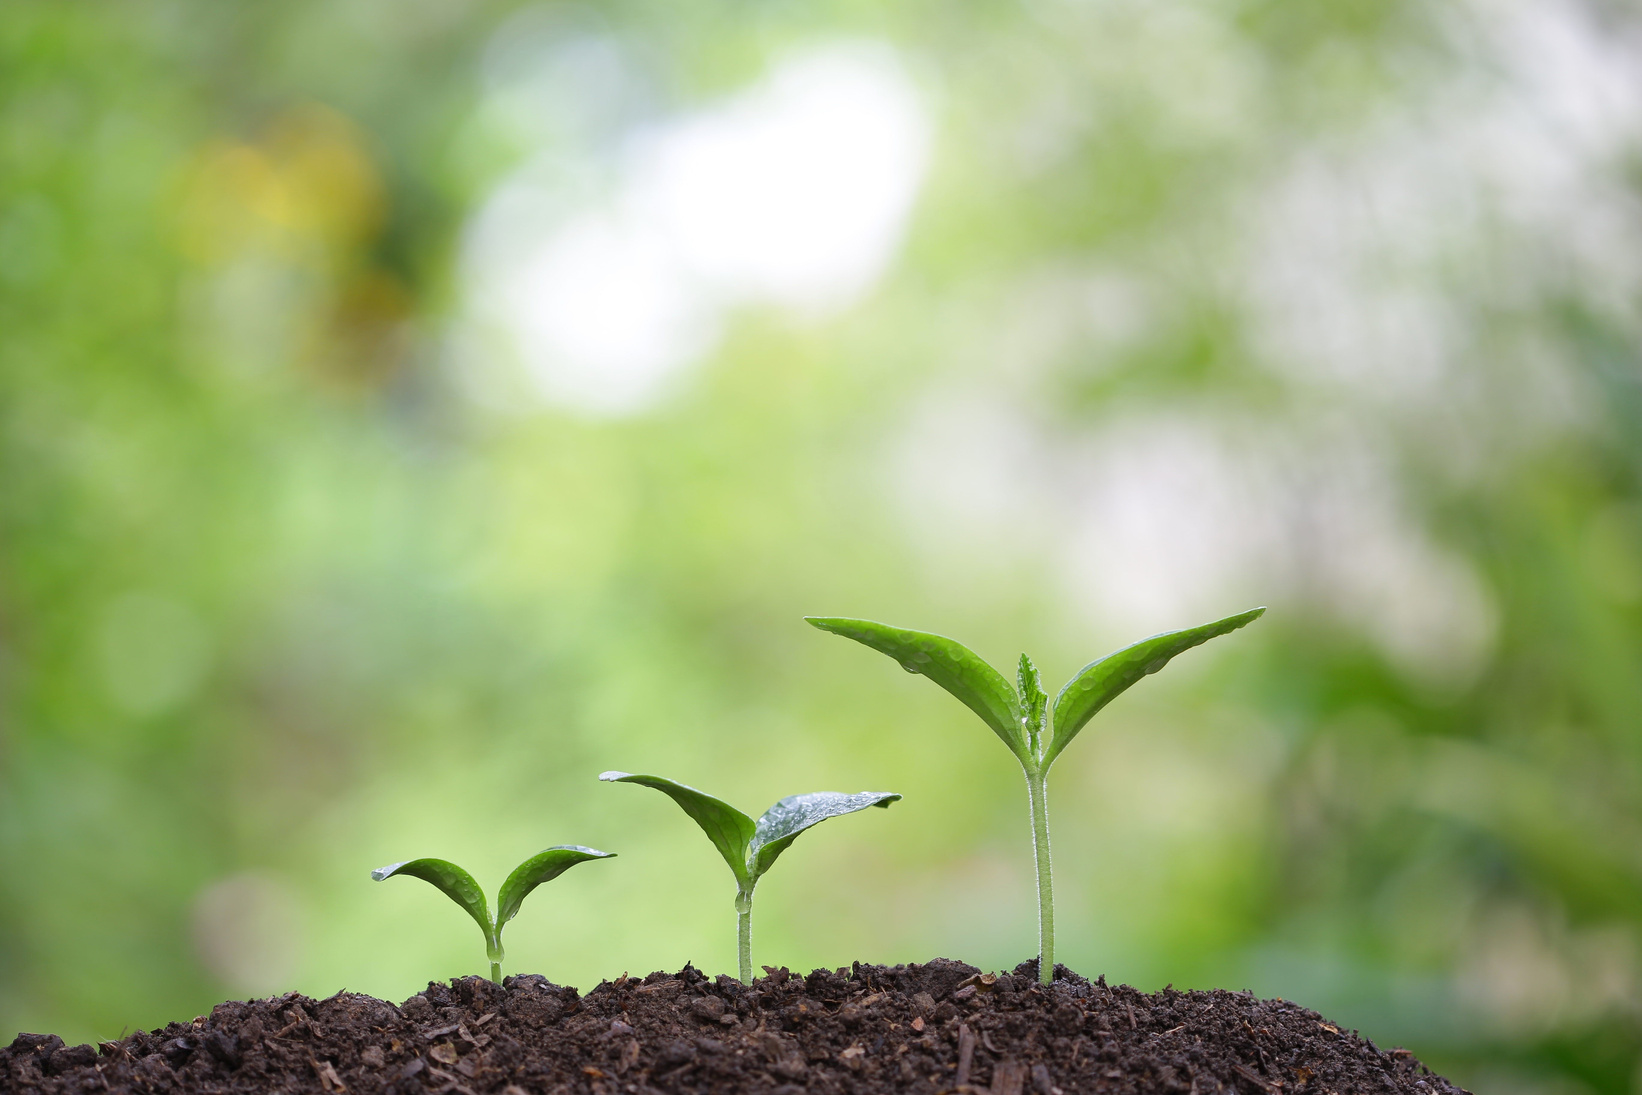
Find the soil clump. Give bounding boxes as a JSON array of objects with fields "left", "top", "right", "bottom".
[{"left": 3, "top": 959, "right": 1468, "bottom": 1094}]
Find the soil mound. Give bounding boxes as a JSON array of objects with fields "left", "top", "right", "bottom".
[{"left": 3, "top": 959, "right": 1468, "bottom": 1094}]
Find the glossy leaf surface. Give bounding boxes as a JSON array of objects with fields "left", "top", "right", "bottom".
[
  {"left": 371, "top": 857, "right": 493, "bottom": 937},
  {"left": 1045, "top": 606, "right": 1265, "bottom": 768},
  {"left": 806, "top": 617, "right": 1026, "bottom": 761},
  {"left": 496, "top": 845, "right": 616, "bottom": 928},
  {"left": 600, "top": 771, "right": 756, "bottom": 887},
  {"left": 748, "top": 790, "right": 901, "bottom": 879}
]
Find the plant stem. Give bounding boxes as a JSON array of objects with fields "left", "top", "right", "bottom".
[
  {"left": 735, "top": 887, "right": 754, "bottom": 984},
  {"left": 1024, "top": 767, "right": 1055, "bottom": 985},
  {"left": 487, "top": 931, "right": 504, "bottom": 986}
]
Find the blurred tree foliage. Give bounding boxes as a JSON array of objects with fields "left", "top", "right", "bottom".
[{"left": 4, "top": 1, "right": 1642, "bottom": 1091}]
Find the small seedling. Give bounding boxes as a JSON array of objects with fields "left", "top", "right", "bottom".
[
  {"left": 599, "top": 771, "right": 900, "bottom": 984},
  {"left": 371, "top": 845, "right": 615, "bottom": 984},
  {"left": 808, "top": 607, "right": 1264, "bottom": 984}
]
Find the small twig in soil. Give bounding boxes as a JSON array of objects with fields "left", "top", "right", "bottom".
[
  {"left": 424, "top": 1064, "right": 476, "bottom": 1095},
  {"left": 957, "top": 1023, "right": 976, "bottom": 1086},
  {"left": 310, "top": 1056, "right": 347, "bottom": 1092},
  {"left": 271, "top": 1018, "right": 305, "bottom": 1039},
  {"left": 991, "top": 1059, "right": 1027, "bottom": 1095}
]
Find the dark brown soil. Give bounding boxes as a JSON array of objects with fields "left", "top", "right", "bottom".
[{"left": 3, "top": 960, "right": 1467, "bottom": 1094}]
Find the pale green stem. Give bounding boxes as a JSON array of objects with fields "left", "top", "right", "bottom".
[
  {"left": 487, "top": 929, "right": 504, "bottom": 986},
  {"left": 1024, "top": 767, "right": 1055, "bottom": 985},
  {"left": 735, "top": 886, "right": 755, "bottom": 984}
]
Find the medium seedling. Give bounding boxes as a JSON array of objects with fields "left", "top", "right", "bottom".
[
  {"left": 371, "top": 845, "right": 615, "bottom": 984},
  {"left": 808, "top": 607, "right": 1264, "bottom": 984},
  {"left": 599, "top": 771, "right": 900, "bottom": 984}
]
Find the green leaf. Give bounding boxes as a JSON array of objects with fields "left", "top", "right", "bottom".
[
  {"left": 1044, "top": 606, "right": 1265, "bottom": 769},
  {"left": 1018, "top": 653, "right": 1047, "bottom": 755},
  {"left": 806, "top": 617, "right": 1026, "bottom": 762},
  {"left": 600, "top": 771, "right": 757, "bottom": 888},
  {"left": 371, "top": 858, "right": 493, "bottom": 940},
  {"left": 748, "top": 790, "right": 902, "bottom": 880},
  {"left": 496, "top": 845, "right": 616, "bottom": 930}
]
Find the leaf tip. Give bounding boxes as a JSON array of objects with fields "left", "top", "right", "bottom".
[
  {"left": 598, "top": 771, "right": 631, "bottom": 783},
  {"left": 1220, "top": 605, "right": 1267, "bottom": 633},
  {"left": 370, "top": 862, "right": 403, "bottom": 882}
]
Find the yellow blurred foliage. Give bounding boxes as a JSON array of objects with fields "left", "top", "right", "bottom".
[{"left": 175, "top": 103, "right": 383, "bottom": 271}]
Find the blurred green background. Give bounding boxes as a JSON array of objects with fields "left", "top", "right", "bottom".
[{"left": 4, "top": 0, "right": 1642, "bottom": 1090}]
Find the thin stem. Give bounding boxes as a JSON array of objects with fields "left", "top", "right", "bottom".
[
  {"left": 487, "top": 929, "right": 504, "bottom": 986},
  {"left": 1024, "top": 767, "right": 1055, "bottom": 985},
  {"left": 735, "top": 887, "right": 755, "bottom": 984}
]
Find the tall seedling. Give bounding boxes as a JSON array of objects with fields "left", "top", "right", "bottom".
[
  {"left": 808, "top": 607, "right": 1264, "bottom": 984},
  {"left": 600, "top": 772, "right": 900, "bottom": 984},
  {"left": 372, "top": 846, "right": 615, "bottom": 983}
]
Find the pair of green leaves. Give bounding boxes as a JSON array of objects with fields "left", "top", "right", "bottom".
[
  {"left": 372, "top": 846, "right": 615, "bottom": 977},
  {"left": 598, "top": 772, "right": 899, "bottom": 894},
  {"left": 807, "top": 607, "right": 1265, "bottom": 773}
]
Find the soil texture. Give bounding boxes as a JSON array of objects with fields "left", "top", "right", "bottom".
[{"left": 3, "top": 959, "right": 1468, "bottom": 1094}]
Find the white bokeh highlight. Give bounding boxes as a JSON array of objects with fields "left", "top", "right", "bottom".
[{"left": 462, "top": 41, "right": 931, "bottom": 415}]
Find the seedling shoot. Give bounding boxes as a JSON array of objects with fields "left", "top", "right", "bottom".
[
  {"left": 808, "top": 607, "right": 1264, "bottom": 984},
  {"left": 599, "top": 771, "right": 900, "bottom": 984},
  {"left": 371, "top": 845, "right": 615, "bottom": 983}
]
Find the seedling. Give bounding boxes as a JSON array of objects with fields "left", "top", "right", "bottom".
[
  {"left": 599, "top": 771, "right": 900, "bottom": 984},
  {"left": 808, "top": 607, "right": 1264, "bottom": 984},
  {"left": 371, "top": 845, "right": 615, "bottom": 984}
]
